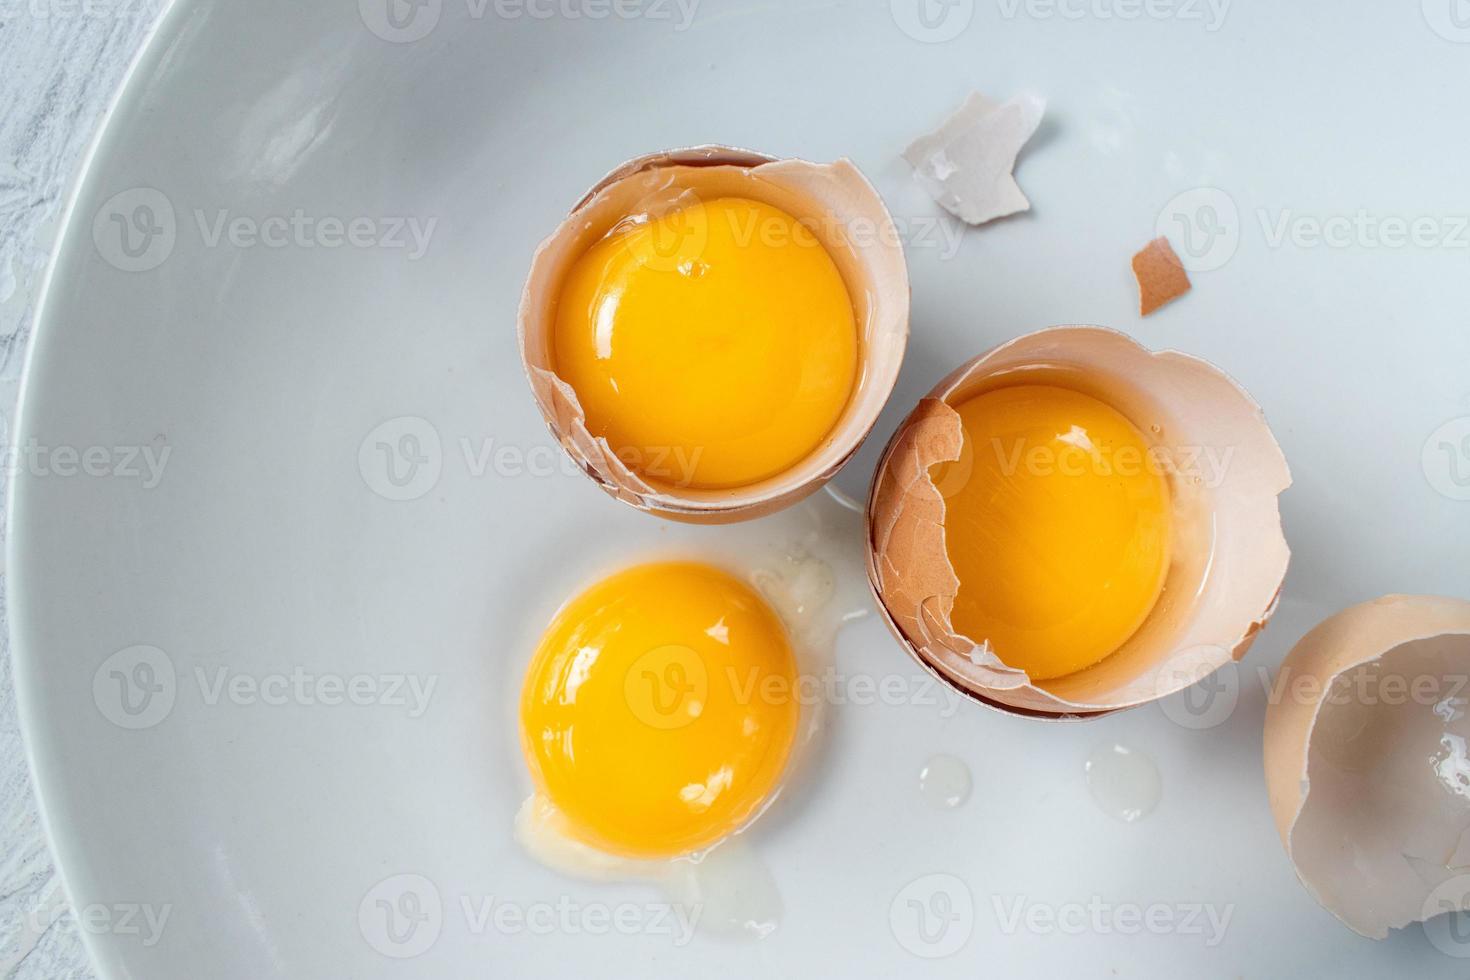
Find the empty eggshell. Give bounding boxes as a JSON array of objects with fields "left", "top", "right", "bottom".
[
  {"left": 865, "top": 325, "right": 1291, "bottom": 718},
  {"left": 518, "top": 146, "right": 909, "bottom": 524},
  {"left": 1263, "top": 594, "right": 1470, "bottom": 938}
]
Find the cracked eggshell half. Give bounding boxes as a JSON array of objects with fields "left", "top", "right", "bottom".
[
  {"left": 518, "top": 146, "right": 910, "bottom": 524},
  {"left": 1263, "top": 594, "right": 1470, "bottom": 939},
  {"left": 865, "top": 325, "right": 1291, "bottom": 718}
]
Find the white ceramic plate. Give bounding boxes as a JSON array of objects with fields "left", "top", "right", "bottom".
[{"left": 12, "top": 1, "right": 1470, "bottom": 976}]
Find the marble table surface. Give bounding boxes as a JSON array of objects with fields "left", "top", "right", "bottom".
[{"left": 0, "top": 2, "right": 166, "bottom": 977}]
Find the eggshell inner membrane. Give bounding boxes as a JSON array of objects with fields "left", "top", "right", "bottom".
[
  {"left": 1291, "top": 634, "right": 1470, "bottom": 936},
  {"left": 1264, "top": 595, "right": 1470, "bottom": 938}
]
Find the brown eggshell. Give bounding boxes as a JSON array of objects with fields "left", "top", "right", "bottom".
[
  {"left": 518, "top": 146, "right": 910, "bottom": 523},
  {"left": 1132, "top": 236, "right": 1192, "bottom": 316},
  {"left": 866, "top": 325, "right": 1291, "bottom": 717},
  {"left": 1263, "top": 594, "right": 1470, "bottom": 938}
]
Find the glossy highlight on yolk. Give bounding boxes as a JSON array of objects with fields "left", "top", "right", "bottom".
[
  {"left": 552, "top": 196, "right": 858, "bottom": 490},
  {"left": 931, "top": 385, "right": 1172, "bottom": 681},
  {"left": 519, "top": 561, "right": 799, "bottom": 859}
]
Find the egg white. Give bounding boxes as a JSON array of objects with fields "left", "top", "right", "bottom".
[{"left": 513, "top": 488, "right": 870, "bottom": 938}]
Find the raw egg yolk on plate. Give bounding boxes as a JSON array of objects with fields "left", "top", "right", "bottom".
[
  {"left": 519, "top": 561, "right": 799, "bottom": 859},
  {"left": 552, "top": 196, "right": 858, "bottom": 490},
  {"left": 930, "top": 385, "right": 1172, "bottom": 680}
]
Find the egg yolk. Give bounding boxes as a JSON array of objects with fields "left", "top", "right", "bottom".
[
  {"left": 552, "top": 196, "right": 858, "bottom": 490},
  {"left": 931, "top": 385, "right": 1172, "bottom": 680},
  {"left": 519, "top": 561, "right": 799, "bottom": 859}
]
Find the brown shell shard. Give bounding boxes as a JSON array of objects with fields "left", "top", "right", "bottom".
[
  {"left": 867, "top": 398, "right": 963, "bottom": 648},
  {"left": 527, "top": 365, "right": 656, "bottom": 506},
  {"left": 866, "top": 396, "right": 1041, "bottom": 702},
  {"left": 1132, "top": 237, "right": 1191, "bottom": 316}
]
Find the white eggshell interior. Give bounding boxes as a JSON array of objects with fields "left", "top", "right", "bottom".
[{"left": 1290, "top": 632, "right": 1470, "bottom": 937}]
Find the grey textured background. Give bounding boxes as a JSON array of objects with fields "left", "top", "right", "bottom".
[{"left": 0, "top": 2, "right": 165, "bottom": 977}]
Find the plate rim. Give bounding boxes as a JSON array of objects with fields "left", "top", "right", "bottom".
[{"left": 6, "top": 1, "right": 189, "bottom": 977}]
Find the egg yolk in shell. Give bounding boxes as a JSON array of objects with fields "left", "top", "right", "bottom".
[
  {"left": 931, "top": 385, "right": 1172, "bottom": 681},
  {"left": 552, "top": 196, "right": 858, "bottom": 490},
  {"left": 519, "top": 561, "right": 800, "bottom": 859}
]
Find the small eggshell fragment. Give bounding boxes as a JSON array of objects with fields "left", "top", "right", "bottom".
[
  {"left": 1263, "top": 594, "right": 1470, "bottom": 939},
  {"left": 865, "top": 325, "right": 1291, "bottom": 718},
  {"left": 1132, "top": 236, "right": 1192, "bottom": 316},
  {"left": 517, "top": 146, "right": 909, "bottom": 524},
  {"left": 902, "top": 91, "right": 1046, "bottom": 226}
]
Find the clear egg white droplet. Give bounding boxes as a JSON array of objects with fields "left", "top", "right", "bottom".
[
  {"left": 668, "top": 841, "right": 782, "bottom": 939},
  {"left": 1085, "top": 743, "right": 1161, "bottom": 823},
  {"left": 918, "top": 754, "right": 972, "bottom": 809}
]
